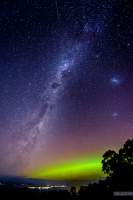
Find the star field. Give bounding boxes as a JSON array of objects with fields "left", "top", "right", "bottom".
[{"left": 0, "top": 0, "right": 133, "bottom": 180}]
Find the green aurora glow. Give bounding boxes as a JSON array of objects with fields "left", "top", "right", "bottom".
[{"left": 29, "top": 156, "right": 104, "bottom": 180}]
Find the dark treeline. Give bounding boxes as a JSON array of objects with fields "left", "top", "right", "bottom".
[{"left": 0, "top": 138, "right": 133, "bottom": 199}]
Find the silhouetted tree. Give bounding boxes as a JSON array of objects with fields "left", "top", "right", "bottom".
[
  {"left": 102, "top": 138, "right": 133, "bottom": 190},
  {"left": 102, "top": 150, "right": 118, "bottom": 176}
]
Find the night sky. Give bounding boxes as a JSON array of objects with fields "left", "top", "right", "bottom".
[{"left": 0, "top": 0, "right": 133, "bottom": 180}]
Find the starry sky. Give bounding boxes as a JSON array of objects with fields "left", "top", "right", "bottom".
[{"left": 0, "top": 0, "right": 133, "bottom": 180}]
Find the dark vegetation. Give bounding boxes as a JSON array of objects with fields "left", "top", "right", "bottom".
[{"left": 0, "top": 138, "right": 133, "bottom": 199}]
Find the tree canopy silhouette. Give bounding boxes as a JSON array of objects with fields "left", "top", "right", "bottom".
[{"left": 102, "top": 138, "right": 133, "bottom": 188}]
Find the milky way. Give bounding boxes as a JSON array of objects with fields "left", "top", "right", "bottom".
[
  {"left": 10, "top": 19, "right": 103, "bottom": 174},
  {"left": 0, "top": 1, "right": 133, "bottom": 180}
]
